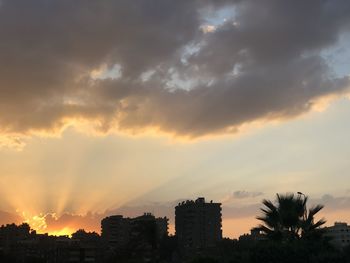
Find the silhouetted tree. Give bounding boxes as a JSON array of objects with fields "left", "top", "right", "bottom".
[
  {"left": 71, "top": 229, "right": 100, "bottom": 242},
  {"left": 255, "top": 193, "right": 326, "bottom": 241}
]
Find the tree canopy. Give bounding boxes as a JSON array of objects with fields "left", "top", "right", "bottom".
[{"left": 256, "top": 193, "right": 326, "bottom": 241}]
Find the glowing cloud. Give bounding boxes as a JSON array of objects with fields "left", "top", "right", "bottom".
[{"left": 0, "top": 0, "right": 348, "bottom": 144}]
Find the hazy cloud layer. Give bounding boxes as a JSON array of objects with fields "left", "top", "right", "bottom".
[
  {"left": 319, "top": 194, "right": 350, "bottom": 212},
  {"left": 0, "top": 0, "right": 350, "bottom": 139},
  {"left": 44, "top": 213, "right": 102, "bottom": 233},
  {"left": 38, "top": 194, "right": 350, "bottom": 234},
  {"left": 232, "top": 190, "right": 263, "bottom": 199},
  {"left": 221, "top": 190, "right": 264, "bottom": 205},
  {"left": 2, "top": 193, "right": 350, "bottom": 235},
  {"left": 0, "top": 210, "right": 22, "bottom": 226}
]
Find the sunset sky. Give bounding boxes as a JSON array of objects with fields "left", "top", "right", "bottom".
[{"left": 1, "top": 0, "right": 350, "bottom": 238}]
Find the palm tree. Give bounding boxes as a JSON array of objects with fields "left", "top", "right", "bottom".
[{"left": 255, "top": 193, "right": 326, "bottom": 241}]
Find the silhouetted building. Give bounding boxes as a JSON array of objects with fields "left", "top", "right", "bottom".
[
  {"left": 324, "top": 222, "right": 350, "bottom": 249},
  {"left": 16, "top": 234, "right": 57, "bottom": 263},
  {"left": 156, "top": 216, "right": 169, "bottom": 240},
  {"left": 55, "top": 236, "right": 99, "bottom": 263},
  {"left": 239, "top": 228, "right": 266, "bottom": 242},
  {"left": 71, "top": 230, "right": 102, "bottom": 262},
  {"left": 175, "top": 197, "right": 222, "bottom": 250},
  {"left": 131, "top": 213, "right": 168, "bottom": 242},
  {"left": 0, "top": 223, "right": 32, "bottom": 256},
  {"left": 101, "top": 215, "right": 131, "bottom": 250},
  {"left": 101, "top": 213, "right": 169, "bottom": 262},
  {"left": 0, "top": 224, "right": 101, "bottom": 263}
]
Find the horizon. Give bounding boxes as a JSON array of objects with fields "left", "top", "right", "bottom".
[
  {"left": 0, "top": 193, "right": 347, "bottom": 239},
  {"left": 1, "top": 0, "right": 350, "bottom": 240}
]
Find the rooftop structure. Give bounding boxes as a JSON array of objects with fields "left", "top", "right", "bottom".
[{"left": 324, "top": 222, "right": 350, "bottom": 249}]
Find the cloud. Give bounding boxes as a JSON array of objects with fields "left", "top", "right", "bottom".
[
  {"left": 3, "top": 193, "right": 350, "bottom": 235},
  {"left": 0, "top": 210, "right": 23, "bottom": 226},
  {"left": 223, "top": 193, "right": 350, "bottom": 223},
  {"left": 0, "top": 135, "right": 26, "bottom": 150},
  {"left": 232, "top": 191, "right": 264, "bottom": 199},
  {"left": 43, "top": 213, "right": 102, "bottom": 234},
  {"left": 221, "top": 190, "right": 264, "bottom": 204},
  {"left": 223, "top": 203, "right": 261, "bottom": 219},
  {"left": 0, "top": 202, "right": 177, "bottom": 235},
  {"left": 318, "top": 194, "right": 350, "bottom": 212},
  {"left": 43, "top": 194, "right": 350, "bottom": 234},
  {"left": 0, "top": 0, "right": 349, "bottom": 142},
  {"left": 24, "top": 205, "right": 175, "bottom": 235},
  {"left": 29, "top": 199, "right": 259, "bottom": 234}
]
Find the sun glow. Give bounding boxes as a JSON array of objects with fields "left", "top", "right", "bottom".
[
  {"left": 21, "top": 212, "right": 47, "bottom": 233},
  {"left": 47, "top": 227, "right": 74, "bottom": 237},
  {"left": 20, "top": 211, "right": 75, "bottom": 237}
]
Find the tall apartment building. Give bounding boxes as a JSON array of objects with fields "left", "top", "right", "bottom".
[
  {"left": 132, "top": 213, "right": 169, "bottom": 241},
  {"left": 101, "top": 215, "right": 131, "bottom": 250},
  {"left": 175, "top": 197, "right": 222, "bottom": 249},
  {"left": 324, "top": 222, "right": 350, "bottom": 249},
  {"left": 101, "top": 213, "right": 168, "bottom": 251}
]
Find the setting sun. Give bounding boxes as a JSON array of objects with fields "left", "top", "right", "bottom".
[{"left": 47, "top": 227, "right": 74, "bottom": 237}]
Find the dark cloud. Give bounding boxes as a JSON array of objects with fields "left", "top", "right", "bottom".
[{"left": 0, "top": 0, "right": 349, "bottom": 138}]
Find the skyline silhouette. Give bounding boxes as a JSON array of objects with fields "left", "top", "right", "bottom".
[
  {"left": 1, "top": 194, "right": 350, "bottom": 262},
  {"left": 0, "top": 194, "right": 346, "bottom": 239}
]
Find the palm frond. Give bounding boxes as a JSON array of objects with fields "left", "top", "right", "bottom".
[{"left": 254, "top": 192, "right": 326, "bottom": 241}]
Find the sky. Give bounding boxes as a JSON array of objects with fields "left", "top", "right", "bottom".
[{"left": 0, "top": 0, "right": 350, "bottom": 238}]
